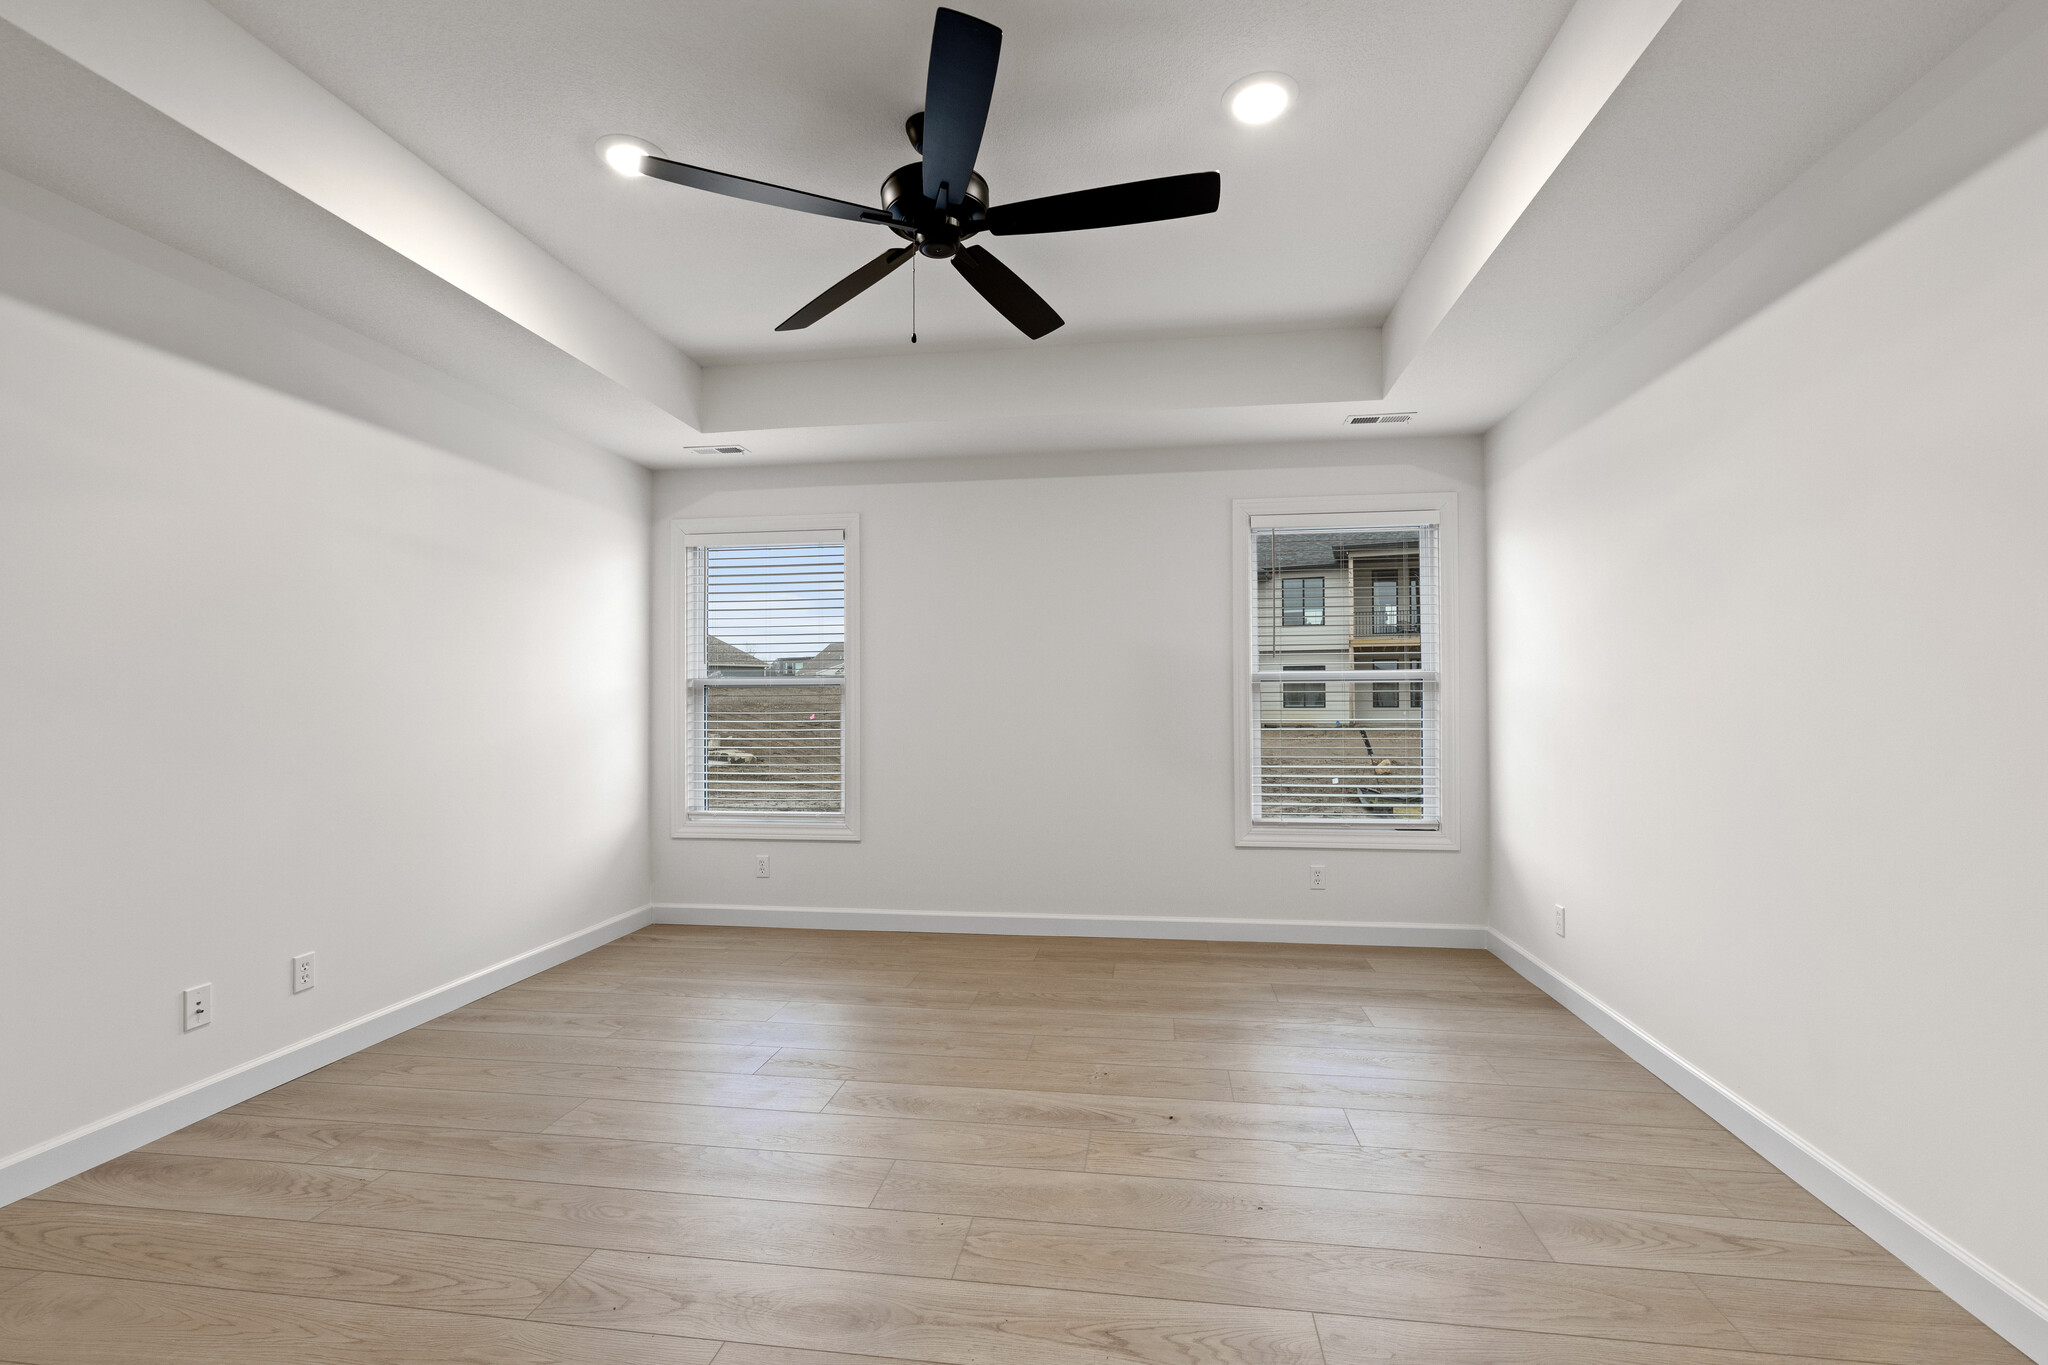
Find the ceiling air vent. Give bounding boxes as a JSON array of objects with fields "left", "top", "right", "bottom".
[
  {"left": 1345, "top": 413, "right": 1414, "bottom": 426},
  {"left": 686, "top": 444, "right": 751, "bottom": 456}
]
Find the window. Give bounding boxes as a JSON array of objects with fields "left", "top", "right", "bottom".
[
  {"left": 673, "top": 516, "right": 859, "bottom": 840},
  {"left": 1281, "top": 665, "right": 1327, "bottom": 708},
  {"left": 1280, "top": 577, "right": 1325, "bottom": 627},
  {"left": 1234, "top": 496, "right": 1455, "bottom": 849}
]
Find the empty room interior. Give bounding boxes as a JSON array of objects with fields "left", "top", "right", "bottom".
[{"left": 3, "top": 1, "right": 2047, "bottom": 1362}]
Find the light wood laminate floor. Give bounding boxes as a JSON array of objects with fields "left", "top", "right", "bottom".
[{"left": 0, "top": 926, "right": 2025, "bottom": 1365}]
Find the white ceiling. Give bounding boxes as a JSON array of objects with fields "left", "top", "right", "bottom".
[
  {"left": 210, "top": 0, "right": 1574, "bottom": 361},
  {"left": 0, "top": 0, "right": 2021, "bottom": 467}
]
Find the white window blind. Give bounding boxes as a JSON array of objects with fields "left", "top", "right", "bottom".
[
  {"left": 1250, "top": 517, "right": 1440, "bottom": 827},
  {"left": 682, "top": 532, "right": 846, "bottom": 821}
]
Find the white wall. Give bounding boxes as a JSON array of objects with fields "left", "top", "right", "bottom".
[
  {"left": 0, "top": 294, "right": 651, "bottom": 1184},
  {"left": 1488, "top": 122, "right": 2048, "bottom": 1327},
  {"left": 653, "top": 438, "right": 1487, "bottom": 934}
]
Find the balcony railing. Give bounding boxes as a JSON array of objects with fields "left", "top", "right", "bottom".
[{"left": 1355, "top": 604, "right": 1421, "bottom": 636}]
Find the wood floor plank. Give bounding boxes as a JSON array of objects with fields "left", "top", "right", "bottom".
[
  {"left": 565, "top": 939, "right": 791, "bottom": 961},
  {"left": 825, "top": 1082, "right": 1358, "bottom": 1144},
  {"left": 318, "top": 1170, "right": 969, "bottom": 1277},
  {"left": 967, "top": 987, "right": 1304, "bottom": 1016},
  {"left": 511, "top": 977, "right": 982, "bottom": 1008},
  {"left": 1343, "top": 1112, "right": 1773, "bottom": 1172},
  {"left": 308, "top": 1055, "right": 840, "bottom": 1112},
  {"left": 1361, "top": 1006, "right": 1602, "bottom": 1036},
  {"left": 1684, "top": 1170, "right": 1849, "bottom": 1225},
  {"left": 1112, "top": 962, "right": 1402, "bottom": 986},
  {"left": 1230, "top": 1073, "right": 1717, "bottom": 1128},
  {"left": 1171, "top": 1018, "right": 1625, "bottom": 1061},
  {"left": 1086, "top": 1132, "right": 1734, "bottom": 1214},
  {"left": 1117, "top": 965, "right": 1547, "bottom": 997},
  {"left": 1356, "top": 949, "right": 1511, "bottom": 968},
  {"left": 0, "top": 1271, "right": 718, "bottom": 1365},
  {"left": 415, "top": 1009, "right": 629, "bottom": 1037},
  {"left": 1487, "top": 1058, "right": 1679, "bottom": 1093},
  {"left": 139, "top": 1116, "right": 367, "bottom": 1165},
  {"left": 480, "top": 987, "right": 789, "bottom": 1020},
  {"left": 229, "top": 1081, "right": 585, "bottom": 1132},
  {"left": 588, "top": 940, "right": 801, "bottom": 964},
  {"left": 0, "top": 1200, "right": 587, "bottom": 1315},
  {"left": 712, "top": 1346, "right": 946, "bottom": 1365},
  {"left": 1516, "top": 1205, "right": 1926, "bottom": 1289},
  {"left": 531, "top": 1250, "right": 1326, "bottom": 1365},
  {"left": 606, "top": 1018, "right": 1038, "bottom": 1059},
  {"left": 1691, "top": 1275, "right": 2032, "bottom": 1363},
  {"left": 1110, "top": 1000, "right": 1391, "bottom": 1028},
  {"left": 539, "top": 960, "right": 923, "bottom": 987},
  {"left": 1273, "top": 984, "right": 1571, "bottom": 1013},
  {"left": 779, "top": 947, "right": 1057, "bottom": 969},
  {"left": 358, "top": 1028, "right": 782, "bottom": 1073},
  {"left": 1201, "top": 947, "right": 1507, "bottom": 969},
  {"left": 918, "top": 972, "right": 1284, "bottom": 1000},
  {"left": 1024, "top": 939, "right": 1229, "bottom": 960},
  {"left": 546, "top": 1099, "right": 1091, "bottom": 1170},
  {"left": 871, "top": 1160, "right": 1551, "bottom": 1260},
  {"left": 0, "top": 1267, "right": 36, "bottom": 1294},
  {"left": 841, "top": 959, "right": 1118, "bottom": 981},
  {"left": 759, "top": 1049, "right": 1232, "bottom": 1101},
  {"left": 31, "top": 1154, "right": 382, "bottom": 1222},
  {"left": 632, "top": 927, "right": 1036, "bottom": 957},
  {"left": 1029, "top": 1036, "right": 1502, "bottom": 1083},
  {"left": 770, "top": 1002, "right": 1175, "bottom": 1040},
  {"left": 316, "top": 1126, "right": 891, "bottom": 1206},
  {"left": 954, "top": 1219, "right": 1750, "bottom": 1349},
  {"left": 1314, "top": 1312, "right": 1851, "bottom": 1364}
]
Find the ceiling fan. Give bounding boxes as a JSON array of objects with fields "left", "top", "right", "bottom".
[{"left": 616, "top": 6, "right": 1221, "bottom": 340}]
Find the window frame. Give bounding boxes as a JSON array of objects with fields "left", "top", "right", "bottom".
[
  {"left": 1280, "top": 664, "right": 1328, "bottom": 709},
  {"left": 1280, "top": 576, "right": 1326, "bottom": 627},
  {"left": 669, "top": 513, "right": 861, "bottom": 843},
  {"left": 1231, "top": 494, "right": 1458, "bottom": 851}
]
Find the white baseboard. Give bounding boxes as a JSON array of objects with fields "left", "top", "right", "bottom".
[
  {"left": 653, "top": 902, "right": 1488, "bottom": 948},
  {"left": 1489, "top": 929, "right": 2048, "bottom": 1365},
  {"left": 0, "top": 903, "right": 655, "bottom": 1208}
]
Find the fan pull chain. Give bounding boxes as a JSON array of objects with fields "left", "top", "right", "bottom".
[{"left": 911, "top": 252, "right": 918, "bottom": 344}]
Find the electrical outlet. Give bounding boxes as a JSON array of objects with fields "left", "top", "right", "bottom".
[
  {"left": 292, "top": 952, "right": 316, "bottom": 993},
  {"left": 754, "top": 853, "right": 771, "bottom": 879},
  {"left": 183, "top": 984, "right": 212, "bottom": 1031},
  {"left": 1554, "top": 904, "right": 1567, "bottom": 937},
  {"left": 1309, "top": 864, "right": 1327, "bottom": 891}
]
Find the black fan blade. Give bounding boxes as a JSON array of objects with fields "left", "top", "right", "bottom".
[
  {"left": 950, "top": 244, "right": 1063, "bottom": 339},
  {"left": 776, "top": 246, "right": 917, "bottom": 331},
  {"left": 641, "top": 155, "right": 896, "bottom": 225},
  {"left": 986, "top": 171, "right": 1221, "bottom": 235},
  {"left": 921, "top": 8, "right": 1001, "bottom": 209}
]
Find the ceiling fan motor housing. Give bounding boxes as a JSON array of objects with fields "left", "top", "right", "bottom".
[{"left": 882, "top": 159, "right": 989, "bottom": 256}]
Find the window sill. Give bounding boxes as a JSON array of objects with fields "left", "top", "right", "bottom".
[
  {"left": 1238, "top": 823, "right": 1457, "bottom": 852},
  {"left": 673, "top": 819, "right": 859, "bottom": 843}
]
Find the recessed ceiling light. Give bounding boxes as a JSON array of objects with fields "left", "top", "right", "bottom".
[
  {"left": 596, "top": 134, "right": 662, "bottom": 177},
  {"left": 1226, "top": 73, "right": 1296, "bottom": 126}
]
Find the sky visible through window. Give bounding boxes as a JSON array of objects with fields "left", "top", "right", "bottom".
[{"left": 705, "top": 543, "right": 845, "bottom": 667}]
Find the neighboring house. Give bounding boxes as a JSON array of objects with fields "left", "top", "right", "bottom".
[
  {"left": 797, "top": 642, "right": 845, "bottom": 676},
  {"left": 707, "top": 637, "right": 767, "bottom": 676},
  {"left": 711, "top": 637, "right": 844, "bottom": 678},
  {"left": 1255, "top": 529, "right": 1424, "bottom": 724},
  {"left": 765, "top": 643, "right": 845, "bottom": 676}
]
